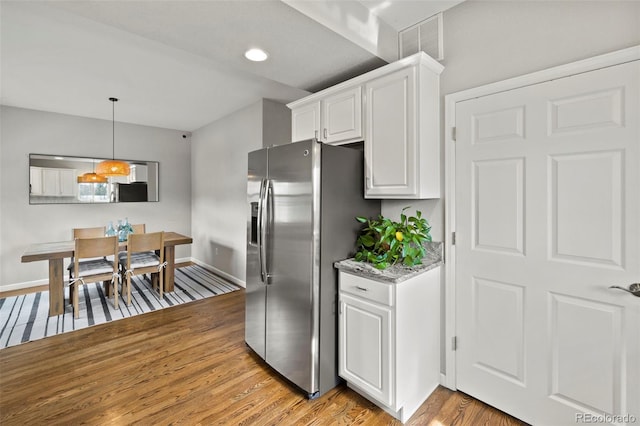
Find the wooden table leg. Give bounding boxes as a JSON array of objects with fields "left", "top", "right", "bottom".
[
  {"left": 49, "top": 258, "right": 64, "bottom": 316},
  {"left": 164, "top": 246, "right": 175, "bottom": 292},
  {"left": 103, "top": 281, "right": 112, "bottom": 297}
]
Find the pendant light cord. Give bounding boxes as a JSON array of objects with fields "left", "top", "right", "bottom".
[{"left": 109, "top": 97, "right": 118, "bottom": 160}]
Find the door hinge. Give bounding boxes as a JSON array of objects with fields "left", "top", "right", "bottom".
[
  {"left": 452, "top": 336, "right": 458, "bottom": 351},
  {"left": 452, "top": 232, "right": 456, "bottom": 245},
  {"left": 452, "top": 127, "right": 457, "bottom": 142}
]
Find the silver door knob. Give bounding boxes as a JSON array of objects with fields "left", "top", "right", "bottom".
[{"left": 609, "top": 283, "right": 640, "bottom": 297}]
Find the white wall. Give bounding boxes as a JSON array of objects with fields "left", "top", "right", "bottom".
[
  {"left": 190, "top": 101, "right": 261, "bottom": 285},
  {"left": 0, "top": 106, "right": 191, "bottom": 290},
  {"left": 382, "top": 0, "right": 640, "bottom": 241},
  {"left": 262, "top": 99, "right": 294, "bottom": 148},
  {"left": 383, "top": 0, "right": 639, "bottom": 377},
  {"left": 190, "top": 99, "right": 291, "bottom": 285}
]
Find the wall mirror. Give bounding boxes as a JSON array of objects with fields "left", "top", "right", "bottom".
[{"left": 29, "top": 154, "right": 159, "bottom": 204}]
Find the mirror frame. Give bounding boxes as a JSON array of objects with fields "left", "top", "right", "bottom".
[{"left": 29, "top": 153, "right": 159, "bottom": 204}]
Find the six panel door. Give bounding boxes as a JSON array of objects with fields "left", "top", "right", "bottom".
[{"left": 455, "top": 60, "right": 639, "bottom": 425}]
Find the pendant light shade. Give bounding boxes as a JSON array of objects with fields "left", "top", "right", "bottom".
[
  {"left": 78, "top": 158, "right": 108, "bottom": 183},
  {"left": 96, "top": 160, "right": 130, "bottom": 176},
  {"left": 77, "top": 172, "right": 108, "bottom": 183},
  {"left": 97, "top": 97, "right": 130, "bottom": 177}
]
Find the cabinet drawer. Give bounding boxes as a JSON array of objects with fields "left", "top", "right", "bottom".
[{"left": 339, "top": 272, "right": 393, "bottom": 306}]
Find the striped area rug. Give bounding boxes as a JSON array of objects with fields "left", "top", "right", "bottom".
[{"left": 0, "top": 265, "right": 240, "bottom": 349}]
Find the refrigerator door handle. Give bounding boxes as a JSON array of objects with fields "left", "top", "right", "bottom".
[
  {"left": 262, "top": 179, "right": 272, "bottom": 284},
  {"left": 257, "top": 178, "right": 267, "bottom": 283}
]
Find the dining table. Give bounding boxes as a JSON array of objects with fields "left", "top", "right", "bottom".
[{"left": 21, "top": 232, "right": 193, "bottom": 316}]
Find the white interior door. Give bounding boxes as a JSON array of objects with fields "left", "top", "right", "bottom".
[{"left": 455, "top": 60, "right": 639, "bottom": 425}]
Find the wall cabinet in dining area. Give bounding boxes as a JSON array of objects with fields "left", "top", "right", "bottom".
[{"left": 30, "top": 166, "right": 77, "bottom": 197}]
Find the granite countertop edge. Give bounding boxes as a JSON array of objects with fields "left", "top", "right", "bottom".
[{"left": 334, "top": 241, "right": 443, "bottom": 284}]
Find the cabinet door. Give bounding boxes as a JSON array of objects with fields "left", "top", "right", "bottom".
[
  {"left": 364, "top": 66, "right": 417, "bottom": 198},
  {"left": 29, "top": 167, "right": 43, "bottom": 195},
  {"left": 42, "top": 168, "right": 60, "bottom": 196},
  {"left": 291, "top": 101, "right": 320, "bottom": 142},
  {"left": 339, "top": 292, "right": 393, "bottom": 406},
  {"left": 322, "top": 86, "right": 362, "bottom": 144},
  {"left": 58, "top": 169, "right": 77, "bottom": 197}
]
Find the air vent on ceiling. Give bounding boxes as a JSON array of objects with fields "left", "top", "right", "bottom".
[{"left": 399, "top": 13, "right": 443, "bottom": 61}]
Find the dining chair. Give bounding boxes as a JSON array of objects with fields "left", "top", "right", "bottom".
[
  {"left": 131, "top": 223, "right": 146, "bottom": 234},
  {"left": 118, "top": 223, "right": 147, "bottom": 271},
  {"left": 72, "top": 226, "right": 106, "bottom": 239},
  {"left": 68, "top": 226, "right": 107, "bottom": 304},
  {"left": 70, "top": 236, "right": 119, "bottom": 318},
  {"left": 119, "top": 231, "right": 165, "bottom": 305}
]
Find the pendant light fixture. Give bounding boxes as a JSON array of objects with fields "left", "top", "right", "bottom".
[
  {"left": 78, "top": 158, "right": 108, "bottom": 183},
  {"left": 96, "top": 97, "right": 130, "bottom": 177}
]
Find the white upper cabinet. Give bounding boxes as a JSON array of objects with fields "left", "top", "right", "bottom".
[
  {"left": 288, "top": 52, "right": 443, "bottom": 198},
  {"left": 365, "top": 59, "right": 441, "bottom": 199},
  {"left": 290, "top": 86, "right": 363, "bottom": 145},
  {"left": 29, "top": 167, "right": 43, "bottom": 195},
  {"left": 322, "top": 86, "right": 363, "bottom": 144},
  {"left": 365, "top": 67, "right": 417, "bottom": 197},
  {"left": 130, "top": 164, "right": 148, "bottom": 182},
  {"left": 42, "top": 168, "right": 60, "bottom": 196},
  {"left": 57, "top": 169, "right": 77, "bottom": 197},
  {"left": 291, "top": 101, "right": 321, "bottom": 142},
  {"left": 30, "top": 166, "right": 77, "bottom": 197}
]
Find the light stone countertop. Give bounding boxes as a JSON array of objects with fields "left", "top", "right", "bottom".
[{"left": 334, "top": 241, "right": 443, "bottom": 284}]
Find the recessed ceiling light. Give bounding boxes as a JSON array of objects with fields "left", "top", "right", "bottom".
[
  {"left": 54, "top": 156, "right": 64, "bottom": 160},
  {"left": 245, "top": 48, "right": 268, "bottom": 62}
]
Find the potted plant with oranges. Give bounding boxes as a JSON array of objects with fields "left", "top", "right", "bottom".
[{"left": 354, "top": 207, "right": 432, "bottom": 270}]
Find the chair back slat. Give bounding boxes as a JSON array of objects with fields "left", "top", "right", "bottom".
[
  {"left": 73, "top": 227, "right": 105, "bottom": 239},
  {"left": 131, "top": 224, "right": 146, "bottom": 234},
  {"left": 75, "top": 236, "right": 118, "bottom": 260},
  {"left": 128, "top": 231, "right": 164, "bottom": 254}
]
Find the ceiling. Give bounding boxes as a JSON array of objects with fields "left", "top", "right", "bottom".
[
  {"left": 357, "top": 0, "right": 464, "bottom": 30},
  {"left": 0, "top": 0, "right": 463, "bottom": 132}
]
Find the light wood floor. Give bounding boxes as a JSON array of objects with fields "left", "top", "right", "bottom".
[{"left": 0, "top": 288, "right": 527, "bottom": 425}]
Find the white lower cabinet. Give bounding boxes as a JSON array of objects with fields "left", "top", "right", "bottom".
[
  {"left": 340, "top": 292, "right": 393, "bottom": 406},
  {"left": 338, "top": 267, "right": 441, "bottom": 423}
]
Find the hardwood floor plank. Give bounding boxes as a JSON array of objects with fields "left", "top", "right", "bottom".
[{"left": 0, "top": 289, "right": 527, "bottom": 425}]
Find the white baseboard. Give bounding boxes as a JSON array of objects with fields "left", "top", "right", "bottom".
[
  {"left": 0, "top": 278, "right": 49, "bottom": 293},
  {"left": 189, "top": 258, "right": 246, "bottom": 288}
]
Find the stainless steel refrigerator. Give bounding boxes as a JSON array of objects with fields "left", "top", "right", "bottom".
[{"left": 246, "top": 139, "right": 380, "bottom": 399}]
